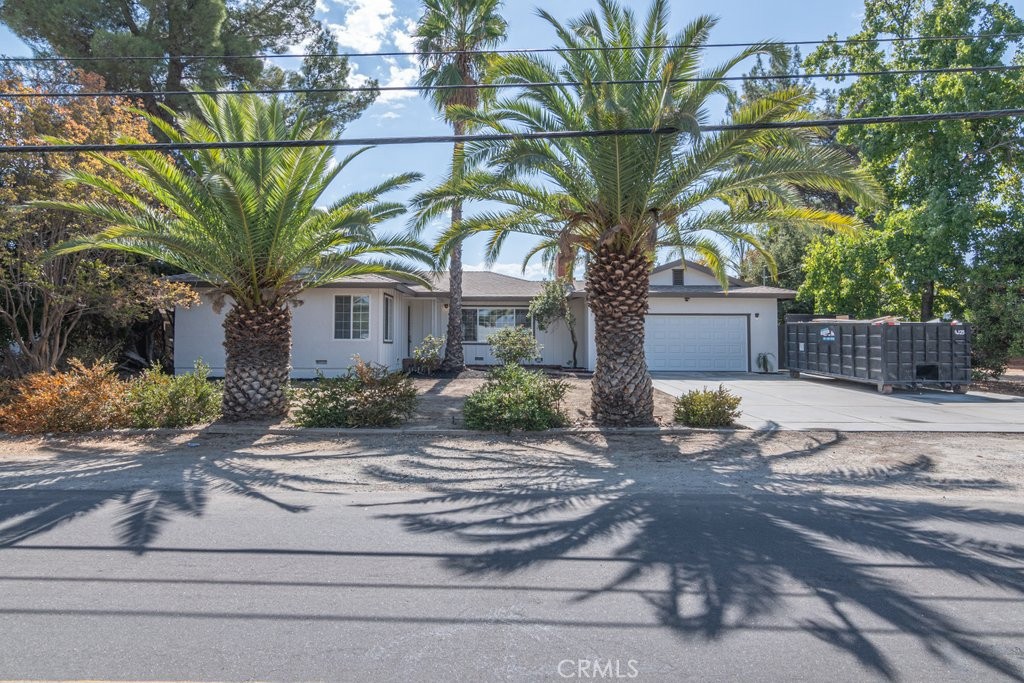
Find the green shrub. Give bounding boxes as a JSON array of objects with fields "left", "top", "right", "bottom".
[
  {"left": 0, "top": 360, "right": 131, "bottom": 434},
  {"left": 293, "top": 357, "right": 417, "bottom": 428},
  {"left": 489, "top": 326, "right": 541, "bottom": 365},
  {"left": 412, "top": 334, "right": 445, "bottom": 374},
  {"left": 463, "top": 365, "right": 567, "bottom": 431},
  {"left": 126, "top": 362, "right": 221, "bottom": 428},
  {"left": 674, "top": 384, "right": 742, "bottom": 428}
]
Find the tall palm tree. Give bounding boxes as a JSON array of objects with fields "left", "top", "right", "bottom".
[
  {"left": 413, "top": 0, "right": 507, "bottom": 371},
  {"left": 42, "top": 93, "right": 432, "bottom": 421},
  {"left": 419, "top": 0, "right": 883, "bottom": 426}
]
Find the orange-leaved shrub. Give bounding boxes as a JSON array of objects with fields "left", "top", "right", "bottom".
[{"left": 0, "top": 360, "right": 130, "bottom": 434}]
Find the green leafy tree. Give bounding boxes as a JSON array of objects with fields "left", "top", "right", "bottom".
[
  {"left": 412, "top": 0, "right": 507, "bottom": 371},
  {"left": 798, "top": 231, "right": 916, "bottom": 319},
  {"left": 419, "top": 0, "right": 881, "bottom": 426},
  {"left": 0, "top": 0, "right": 377, "bottom": 129},
  {"left": 0, "top": 69, "right": 197, "bottom": 376},
  {"left": 529, "top": 279, "right": 579, "bottom": 368},
  {"left": 40, "top": 93, "right": 433, "bottom": 420},
  {"left": 807, "top": 0, "right": 1024, "bottom": 320},
  {"left": 729, "top": 44, "right": 860, "bottom": 321},
  {"left": 726, "top": 46, "right": 812, "bottom": 114},
  {"left": 966, "top": 225, "right": 1024, "bottom": 374}
]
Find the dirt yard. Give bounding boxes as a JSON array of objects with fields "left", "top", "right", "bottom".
[
  {"left": 1, "top": 430, "right": 1021, "bottom": 502},
  {"left": 971, "top": 357, "right": 1024, "bottom": 396},
  {"left": 407, "top": 375, "right": 679, "bottom": 428}
]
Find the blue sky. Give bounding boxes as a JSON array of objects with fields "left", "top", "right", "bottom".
[{"left": 3, "top": 0, "right": 1023, "bottom": 278}]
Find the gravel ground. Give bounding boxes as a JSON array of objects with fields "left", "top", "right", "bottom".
[{"left": 1, "top": 430, "right": 1020, "bottom": 501}]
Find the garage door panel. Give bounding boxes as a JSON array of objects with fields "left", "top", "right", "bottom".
[{"left": 645, "top": 315, "right": 748, "bottom": 371}]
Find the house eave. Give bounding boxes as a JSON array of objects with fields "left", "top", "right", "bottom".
[{"left": 648, "top": 290, "right": 796, "bottom": 300}]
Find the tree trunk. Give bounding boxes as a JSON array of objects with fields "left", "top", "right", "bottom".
[
  {"left": 569, "top": 323, "right": 579, "bottom": 370},
  {"left": 921, "top": 280, "right": 935, "bottom": 321},
  {"left": 442, "top": 120, "right": 466, "bottom": 371},
  {"left": 221, "top": 304, "right": 292, "bottom": 421},
  {"left": 586, "top": 245, "right": 654, "bottom": 426}
]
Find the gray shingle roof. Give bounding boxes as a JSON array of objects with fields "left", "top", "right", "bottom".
[
  {"left": 409, "top": 271, "right": 549, "bottom": 299},
  {"left": 165, "top": 272, "right": 411, "bottom": 288},
  {"left": 169, "top": 268, "right": 796, "bottom": 299}
]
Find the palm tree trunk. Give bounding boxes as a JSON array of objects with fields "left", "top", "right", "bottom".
[
  {"left": 221, "top": 304, "right": 292, "bottom": 421},
  {"left": 586, "top": 245, "right": 654, "bottom": 426},
  {"left": 442, "top": 120, "right": 466, "bottom": 371},
  {"left": 443, "top": 229, "right": 466, "bottom": 370}
]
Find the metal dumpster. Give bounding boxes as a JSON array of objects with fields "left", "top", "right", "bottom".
[{"left": 785, "top": 320, "right": 972, "bottom": 394}]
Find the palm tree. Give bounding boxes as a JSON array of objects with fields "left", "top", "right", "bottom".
[
  {"left": 419, "top": 0, "right": 883, "bottom": 426},
  {"left": 413, "top": 0, "right": 507, "bottom": 371},
  {"left": 42, "top": 93, "right": 432, "bottom": 421}
]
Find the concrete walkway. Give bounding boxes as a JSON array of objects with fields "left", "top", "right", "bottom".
[{"left": 652, "top": 372, "right": 1024, "bottom": 431}]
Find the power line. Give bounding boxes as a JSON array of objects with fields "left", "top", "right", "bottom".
[
  {"left": 0, "top": 32, "right": 1021, "bottom": 64},
  {"left": 2, "top": 64, "right": 1021, "bottom": 100},
  {"left": 1, "top": 108, "right": 1022, "bottom": 155}
]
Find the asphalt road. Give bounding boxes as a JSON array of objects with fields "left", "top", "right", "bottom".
[{"left": 1, "top": 484, "right": 1023, "bottom": 682}]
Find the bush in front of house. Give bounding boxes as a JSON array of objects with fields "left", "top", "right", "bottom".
[
  {"left": 293, "top": 357, "right": 417, "bottom": 428},
  {"left": 674, "top": 384, "right": 742, "bottom": 428},
  {"left": 463, "top": 364, "right": 568, "bottom": 432},
  {"left": 0, "top": 360, "right": 131, "bottom": 434},
  {"left": 126, "top": 362, "right": 221, "bottom": 428},
  {"left": 0, "top": 360, "right": 222, "bottom": 435},
  {"left": 412, "top": 334, "right": 445, "bottom": 374},
  {"left": 489, "top": 326, "right": 541, "bottom": 365}
]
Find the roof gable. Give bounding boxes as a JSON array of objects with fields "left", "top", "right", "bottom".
[{"left": 651, "top": 259, "right": 749, "bottom": 287}]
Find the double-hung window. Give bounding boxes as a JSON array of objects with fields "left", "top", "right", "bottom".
[
  {"left": 334, "top": 295, "right": 370, "bottom": 339},
  {"left": 461, "top": 307, "right": 531, "bottom": 343}
]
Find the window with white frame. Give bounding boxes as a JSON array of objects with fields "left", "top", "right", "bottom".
[
  {"left": 461, "top": 307, "right": 531, "bottom": 343},
  {"left": 383, "top": 294, "right": 394, "bottom": 343},
  {"left": 334, "top": 295, "right": 370, "bottom": 339}
]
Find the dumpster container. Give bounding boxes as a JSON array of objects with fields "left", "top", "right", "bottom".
[{"left": 785, "top": 320, "right": 971, "bottom": 394}]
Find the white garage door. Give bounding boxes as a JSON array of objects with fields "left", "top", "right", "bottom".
[{"left": 645, "top": 315, "right": 748, "bottom": 371}]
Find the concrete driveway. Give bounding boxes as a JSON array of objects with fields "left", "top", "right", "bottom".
[{"left": 652, "top": 372, "right": 1024, "bottom": 431}]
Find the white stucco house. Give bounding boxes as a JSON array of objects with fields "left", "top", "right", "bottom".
[{"left": 172, "top": 259, "right": 795, "bottom": 378}]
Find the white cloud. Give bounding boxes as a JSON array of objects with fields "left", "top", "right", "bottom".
[
  {"left": 326, "top": 0, "right": 397, "bottom": 52},
  {"left": 345, "top": 60, "right": 372, "bottom": 88},
  {"left": 324, "top": 1, "right": 419, "bottom": 104},
  {"left": 284, "top": 35, "right": 314, "bottom": 56},
  {"left": 377, "top": 56, "right": 420, "bottom": 103},
  {"left": 377, "top": 111, "right": 401, "bottom": 120},
  {"left": 466, "top": 262, "right": 551, "bottom": 281},
  {"left": 392, "top": 17, "right": 418, "bottom": 54}
]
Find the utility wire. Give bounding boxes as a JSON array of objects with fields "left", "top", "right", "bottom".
[
  {"left": 2, "top": 108, "right": 1022, "bottom": 155},
  {"left": 2, "top": 64, "right": 1021, "bottom": 100},
  {"left": 0, "top": 32, "right": 1021, "bottom": 64}
]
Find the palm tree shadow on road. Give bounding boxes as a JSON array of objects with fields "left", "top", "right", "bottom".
[
  {"left": 0, "top": 428, "right": 1021, "bottom": 679},
  {"left": 361, "top": 430, "right": 1024, "bottom": 681},
  {"left": 0, "top": 428, "right": 349, "bottom": 554}
]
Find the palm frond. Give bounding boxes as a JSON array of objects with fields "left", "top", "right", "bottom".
[{"left": 39, "top": 92, "right": 431, "bottom": 308}]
